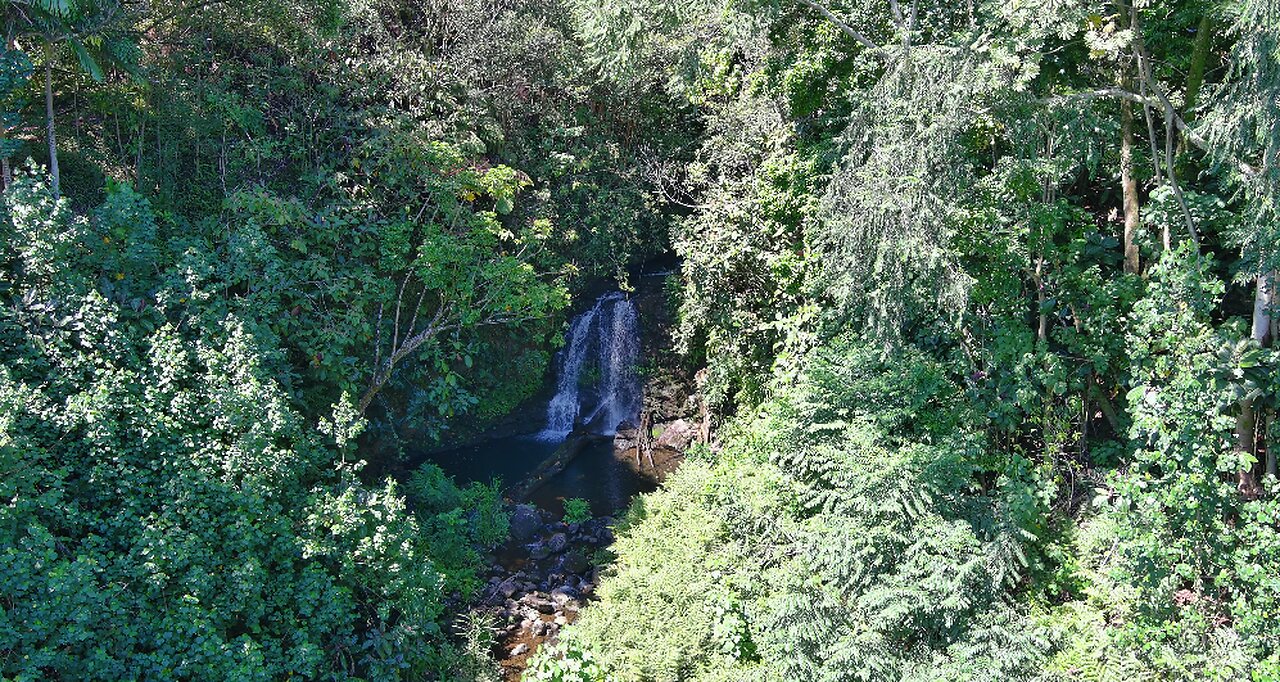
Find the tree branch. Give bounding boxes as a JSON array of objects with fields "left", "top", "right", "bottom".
[
  {"left": 1127, "top": 8, "right": 1201, "bottom": 249},
  {"left": 1045, "top": 88, "right": 1259, "bottom": 177},
  {"left": 794, "top": 0, "right": 881, "bottom": 52},
  {"left": 888, "top": 0, "right": 905, "bottom": 27}
]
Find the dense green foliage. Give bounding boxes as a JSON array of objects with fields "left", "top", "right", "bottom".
[{"left": 532, "top": 0, "right": 1280, "bottom": 680}]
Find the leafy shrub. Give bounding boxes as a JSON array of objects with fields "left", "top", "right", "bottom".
[
  {"left": 563, "top": 497, "right": 593, "bottom": 525},
  {"left": 408, "top": 462, "right": 466, "bottom": 513},
  {"left": 464, "top": 478, "right": 513, "bottom": 548},
  {"left": 523, "top": 640, "right": 607, "bottom": 682},
  {"left": 0, "top": 179, "right": 502, "bottom": 680},
  {"left": 406, "top": 463, "right": 511, "bottom": 596}
]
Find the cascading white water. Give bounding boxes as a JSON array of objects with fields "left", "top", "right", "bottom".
[
  {"left": 539, "top": 296, "right": 607, "bottom": 439},
  {"left": 584, "top": 296, "right": 640, "bottom": 434},
  {"left": 537, "top": 292, "right": 641, "bottom": 441}
]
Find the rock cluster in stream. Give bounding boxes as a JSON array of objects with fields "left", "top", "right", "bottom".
[{"left": 480, "top": 505, "right": 616, "bottom": 671}]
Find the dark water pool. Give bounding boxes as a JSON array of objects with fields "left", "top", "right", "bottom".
[
  {"left": 527, "top": 438, "right": 656, "bottom": 517},
  {"left": 414, "top": 434, "right": 656, "bottom": 517},
  {"left": 413, "top": 434, "right": 560, "bottom": 487}
]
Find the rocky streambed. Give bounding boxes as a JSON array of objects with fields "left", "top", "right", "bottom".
[
  {"left": 478, "top": 416, "right": 704, "bottom": 678},
  {"left": 476, "top": 505, "right": 618, "bottom": 678}
]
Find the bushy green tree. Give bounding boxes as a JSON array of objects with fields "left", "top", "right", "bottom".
[
  {"left": 0, "top": 173, "right": 527, "bottom": 680},
  {"left": 561, "top": 340, "right": 1051, "bottom": 681}
]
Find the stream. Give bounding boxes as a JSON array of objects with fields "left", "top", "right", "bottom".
[{"left": 402, "top": 284, "right": 687, "bottom": 679}]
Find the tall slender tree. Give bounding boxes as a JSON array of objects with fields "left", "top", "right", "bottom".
[
  {"left": 1201, "top": 0, "right": 1280, "bottom": 494},
  {"left": 3, "top": 0, "right": 130, "bottom": 196}
]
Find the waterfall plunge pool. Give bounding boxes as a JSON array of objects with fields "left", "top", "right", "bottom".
[
  {"left": 415, "top": 433, "right": 656, "bottom": 517},
  {"left": 414, "top": 434, "right": 560, "bottom": 489}
]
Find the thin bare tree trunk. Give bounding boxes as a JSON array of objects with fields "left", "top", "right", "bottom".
[
  {"left": 1121, "top": 96, "right": 1141, "bottom": 273},
  {"left": 2, "top": 31, "right": 13, "bottom": 190},
  {"left": 1117, "top": 0, "right": 1141, "bottom": 272},
  {"left": 1237, "top": 272, "right": 1274, "bottom": 498},
  {"left": 1267, "top": 412, "right": 1276, "bottom": 481},
  {"left": 1032, "top": 257, "right": 1048, "bottom": 341},
  {"left": 44, "top": 44, "right": 59, "bottom": 199}
]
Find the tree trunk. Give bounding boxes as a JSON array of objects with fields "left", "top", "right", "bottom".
[
  {"left": 1185, "top": 14, "right": 1213, "bottom": 115},
  {"left": 1175, "top": 14, "right": 1215, "bottom": 161},
  {"left": 1115, "top": 0, "right": 1141, "bottom": 273},
  {"left": 1032, "top": 257, "right": 1048, "bottom": 341},
  {"left": 1267, "top": 412, "right": 1276, "bottom": 481},
  {"left": 1121, "top": 93, "right": 1141, "bottom": 274},
  {"left": 1237, "top": 401, "right": 1261, "bottom": 499},
  {"left": 44, "top": 44, "right": 59, "bottom": 199},
  {"left": 1237, "top": 272, "right": 1274, "bottom": 498},
  {"left": 2, "top": 32, "right": 13, "bottom": 190}
]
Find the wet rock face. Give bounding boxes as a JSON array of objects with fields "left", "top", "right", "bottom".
[{"left": 610, "top": 330, "right": 706, "bottom": 479}]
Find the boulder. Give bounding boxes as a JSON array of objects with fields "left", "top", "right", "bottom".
[
  {"left": 498, "top": 579, "right": 519, "bottom": 599},
  {"left": 525, "top": 595, "right": 556, "bottom": 615},
  {"left": 510, "top": 504, "right": 542, "bottom": 542},
  {"left": 560, "top": 549, "right": 591, "bottom": 575},
  {"left": 529, "top": 543, "right": 551, "bottom": 561},
  {"left": 511, "top": 643, "right": 529, "bottom": 657},
  {"left": 547, "top": 532, "right": 569, "bottom": 554},
  {"left": 550, "top": 586, "right": 580, "bottom": 606},
  {"left": 614, "top": 437, "right": 637, "bottom": 454},
  {"left": 614, "top": 420, "right": 642, "bottom": 456},
  {"left": 654, "top": 418, "right": 696, "bottom": 450}
]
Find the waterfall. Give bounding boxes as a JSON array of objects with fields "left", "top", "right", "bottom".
[
  {"left": 537, "top": 292, "right": 641, "bottom": 441},
  {"left": 583, "top": 296, "right": 640, "bottom": 433},
  {"left": 539, "top": 296, "right": 607, "bottom": 439}
]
